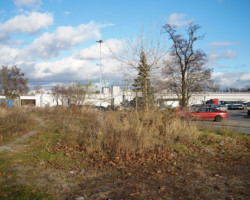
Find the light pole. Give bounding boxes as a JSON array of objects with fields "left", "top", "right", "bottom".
[{"left": 96, "top": 40, "right": 103, "bottom": 97}]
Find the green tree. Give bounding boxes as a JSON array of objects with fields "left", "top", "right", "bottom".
[
  {"left": 109, "top": 26, "right": 167, "bottom": 111},
  {"left": 132, "top": 51, "right": 154, "bottom": 110}
]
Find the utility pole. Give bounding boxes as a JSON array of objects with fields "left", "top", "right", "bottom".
[{"left": 96, "top": 40, "right": 104, "bottom": 97}]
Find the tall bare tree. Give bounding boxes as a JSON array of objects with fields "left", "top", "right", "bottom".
[
  {"left": 58, "top": 85, "right": 68, "bottom": 106},
  {"left": 51, "top": 84, "right": 62, "bottom": 106},
  {"left": 51, "top": 82, "right": 95, "bottom": 106},
  {"left": 109, "top": 27, "right": 167, "bottom": 111},
  {"left": 162, "top": 23, "right": 213, "bottom": 107},
  {"left": 0, "top": 65, "right": 29, "bottom": 99},
  {"left": 34, "top": 84, "right": 43, "bottom": 94},
  {"left": 66, "top": 81, "right": 94, "bottom": 106}
]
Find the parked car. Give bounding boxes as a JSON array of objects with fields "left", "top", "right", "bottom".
[
  {"left": 175, "top": 106, "right": 192, "bottom": 116},
  {"left": 205, "top": 104, "right": 218, "bottom": 109},
  {"left": 183, "top": 107, "right": 228, "bottom": 122},
  {"left": 190, "top": 104, "right": 203, "bottom": 111},
  {"left": 217, "top": 105, "right": 228, "bottom": 111},
  {"left": 228, "top": 104, "right": 244, "bottom": 110},
  {"left": 246, "top": 102, "right": 250, "bottom": 110},
  {"left": 94, "top": 106, "right": 106, "bottom": 111}
]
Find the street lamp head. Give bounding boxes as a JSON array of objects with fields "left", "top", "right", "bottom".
[{"left": 96, "top": 40, "right": 104, "bottom": 43}]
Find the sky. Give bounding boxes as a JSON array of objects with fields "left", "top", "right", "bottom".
[{"left": 0, "top": 0, "right": 249, "bottom": 90}]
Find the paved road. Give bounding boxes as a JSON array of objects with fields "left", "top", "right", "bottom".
[{"left": 196, "top": 109, "right": 250, "bottom": 134}]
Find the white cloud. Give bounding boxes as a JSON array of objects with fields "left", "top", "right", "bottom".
[
  {"left": 209, "top": 49, "right": 237, "bottom": 61},
  {"left": 22, "top": 21, "right": 112, "bottom": 60},
  {"left": 209, "top": 52, "right": 220, "bottom": 60},
  {"left": 240, "top": 73, "right": 250, "bottom": 81},
  {"left": 168, "top": 13, "right": 193, "bottom": 27},
  {"left": 22, "top": 38, "right": 123, "bottom": 83},
  {"left": 207, "top": 41, "right": 239, "bottom": 72},
  {"left": 64, "top": 11, "right": 71, "bottom": 16},
  {"left": 212, "top": 72, "right": 223, "bottom": 78},
  {"left": 0, "top": 38, "right": 123, "bottom": 83},
  {"left": 32, "top": 54, "right": 122, "bottom": 83},
  {"left": 0, "top": 12, "right": 53, "bottom": 42},
  {"left": 33, "top": 57, "right": 93, "bottom": 78},
  {"left": 77, "top": 44, "right": 100, "bottom": 60},
  {"left": 77, "top": 39, "right": 122, "bottom": 60},
  {"left": 14, "top": 0, "right": 41, "bottom": 9},
  {"left": 212, "top": 71, "right": 250, "bottom": 89},
  {"left": 223, "top": 49, "right": 237, "bottom": 59},
  {"left": 0, "top": 45, "right": 20, "bottom": 64},
  {"left": 209, "top": 41, "right": 241, "bottom": 49},
  {"left": 0, "top": 18, "right": 117, "bottom": 85}
]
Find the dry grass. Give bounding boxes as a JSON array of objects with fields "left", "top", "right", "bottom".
[
  {"left": 32, "top": 107, "right": 200, "bottom": 157},
  {"left": 0, "top": 107, "right": 33, "bottom": 143},
  {"left": 2, "top": 106, "right": 247, "bottom": 169},
  {"left": 1, "top": 107, "right": 249, "bottom": 199}
]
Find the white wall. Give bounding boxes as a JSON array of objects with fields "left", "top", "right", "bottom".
[{"left": 17, "top": 90, "right": 250, "bottom": 108}]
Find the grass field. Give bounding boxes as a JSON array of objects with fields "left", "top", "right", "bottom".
[{"left": 0, "top": 107, "right": 249, "bottom": 199}]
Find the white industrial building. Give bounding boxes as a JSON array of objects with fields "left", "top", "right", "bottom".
[
  {"left": 156, "top": 92, "right": 250, "bottom": 107},
  {"left": 2, "top": 86, "right": 250, "bottom": 107}
]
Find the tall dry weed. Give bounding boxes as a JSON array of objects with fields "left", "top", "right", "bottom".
[
  {"left": 0, "top": 107, "right": 32, "bottom": 142},
  {"left": 99, "top": 110, "right": 200, "bottom": 154},
  {"left": 45, "top": 108, "right": 200, "bottom": 156}
]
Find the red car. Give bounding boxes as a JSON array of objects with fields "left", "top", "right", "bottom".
[
  {"left": 184, "top": 107, "right": 228, "bottom": 122},
  {"left": 175, "top": 106, "right": 192, "bottom": 116}
]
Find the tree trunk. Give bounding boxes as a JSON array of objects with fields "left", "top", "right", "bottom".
[
  {"left": 181, "top": 72, "right": 186, "bottom": 107},
  {"left": 136, "top": 91, "right": 138, "bottom": 112},
  {"left": 145, "top": 75, "right": 148, "bottom": 111}
]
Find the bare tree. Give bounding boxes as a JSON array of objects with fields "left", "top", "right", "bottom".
[
  {"left": 51, "top": 84, "right": 62, "bottom": 106},
  {"left": 109, "top": 27, "right": 167, "bottom": 111},
  {"left": 0, "top": 65, "right": 29, "bottom": 99},
  {"left": 58, "top": 85, "right": 68, "bottom": 106},
  {"left": 34, "top": 83, "right": 43, "bottom": 94},
  {"left": 211, "top": 83, "right": 220, "bottom": 92},
  {"left": 67, "top": 82, "right": 95, "bottom": 105},
  {"left": 162, "top": 23, "right": 213, "bottom": 107},
  {"left": 51, "top": 82, "right": 95, "bottom": 107}
]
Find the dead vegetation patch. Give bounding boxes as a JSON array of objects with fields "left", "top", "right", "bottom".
[{"left": 0, "top": 107, "right": 249, "bottom": 199}]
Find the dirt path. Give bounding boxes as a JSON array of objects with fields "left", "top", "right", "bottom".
[{"left": 0, "top": 116, "right": 44, "bottom": 153}]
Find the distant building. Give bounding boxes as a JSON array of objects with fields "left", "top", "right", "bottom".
[{"left": 2, "top": 86, "right": 250, "bottom": 108}]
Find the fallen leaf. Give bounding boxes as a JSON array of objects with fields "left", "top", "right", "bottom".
[{"left": 215, "top": 186, "right": 224, "bottom": 191}]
